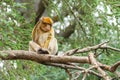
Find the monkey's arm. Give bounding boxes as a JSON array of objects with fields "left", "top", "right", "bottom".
[
  {"left": 32, "top": 20, "right": 41, "bottom": 41},
  {"left": 29, "top": 41, "right": 50, "bottom": 54},
  {"left": 29, "top": 41, "right": 41, "bottom": 52}
]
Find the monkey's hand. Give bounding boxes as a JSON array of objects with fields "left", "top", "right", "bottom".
[{"left": 37, "top": 48, "right": 50, "bottom": 54}]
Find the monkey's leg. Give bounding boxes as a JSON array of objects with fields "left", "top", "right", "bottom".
[
  {"left": 29, "top": 41, "right": 49, "bottom": 54},
  {"left": 29, "top": 41, "right": 41, "bottom": 52},
  {"left": 29, "top": 43, "right": 35, "bottom": 51}
]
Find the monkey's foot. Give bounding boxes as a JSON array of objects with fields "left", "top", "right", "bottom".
[{"left": 37, "top": 48, "right": 49, "bottom": 54}]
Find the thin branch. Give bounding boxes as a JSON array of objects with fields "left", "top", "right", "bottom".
[
  {"left": 64, "top": 0, "right": 86, "bottom": 35},
  {"left": 64, "top": 41, "right": 109, "bottom": 55},
  {"left": 44, "top": 62, "right": 85, "bottom": 70},
  {"left": 114, "top": 71, "right": 120, "bottom": 78},
  {"left": 82, "top": 73, "right": 87, "bottom": 80},
  {"left": 73, "top": 71, "right": 82, "bottom": 80},
  {"left": 106, "top": 46, "right": 120, "bottom": 52},
  {"left": 64, "top": 41, "right": 120, "bottom": 56},
  {"left": 110, "top": 61, "right": 120, "bottom": 72},
  {"left": 65, "top": 69, "right": 72, "bottom": 80},
  {"left": 44, "top": 62, "right": 103, "bottom": 78}
]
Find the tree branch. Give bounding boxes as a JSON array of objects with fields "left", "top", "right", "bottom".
[
  {"left": 88, "top": 52, "right": 111, "bottom": 80},
  {"left": 110, "top": 61, "right": 120, "bottom": 72},
  {"left": 64, "top": 41, "right": 109, "bottom": 55},
  {"left": 0, "top": 50, "right": 89, "bottom": 64},
  {"left": 35, "top": 0, "right": 48, "bottom": 24},
  {"left": 0, "top": 41, "right": 120, "bottom": 79},
  {"left": 57, "top": 22, "right": 76, "bottom": 38}
]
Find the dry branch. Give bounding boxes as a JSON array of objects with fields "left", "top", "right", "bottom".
[
  {"left": 0, "top": 50, "right": 89, "bottom": 64},
  {"left": 89, "top": 52, "right": 111, "bottom": 80},
  {"left": 0, "top": 42, "right": 120, "bottom": 80},
  {"left": 64, "top": 41, "right": 109, "bottom": 55},
  {"left": 110, "top": 61, "right": 120, "bottom": 72}
]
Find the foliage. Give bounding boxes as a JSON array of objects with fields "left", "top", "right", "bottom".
[{"left": 0, "top": 0, "right": 32, "bottom": 50}]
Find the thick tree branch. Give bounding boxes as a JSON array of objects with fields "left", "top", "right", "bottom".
[
  {"left": 35, "top": 0, "right": 48, "bottom": 24},
  {"left": 0, "top": 50, "right": 89, "bottom": 64},
  {"left": 58, "top": 22, "right": 76, "bottom": 38}
]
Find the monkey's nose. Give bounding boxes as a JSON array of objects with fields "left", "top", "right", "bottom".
[{"left": 46, "top": 25, "right": 51, "bottom": 30}]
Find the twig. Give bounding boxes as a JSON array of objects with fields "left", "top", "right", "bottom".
[
  {"left": 64, "top": 41, "right": 120, "bottom": 56},
  {"left": 64, "top": 0, "right": 86, "bottom": 35},
  {"left": 82, "top": 72, "right": 87, "bottom": 80},
  {"left": 64, "top": 48, "right": 79, "bottom": 56},
  {"left": 110, "top": 61, "right": 120, "bottom": 72},
  {"left": 106, "top": 46, "right": 120, "bottom": 52},
  {"left": 44, "top": 62, "right": 103, "bottom": 78},
  {"left": 65, "top": 69, "right": 72, "bottom": 80},
  {"left": 43, "top": 62, "right": 85, "bottom": 70},
  {"left": 73, "top": 71, "right": 82, "bottom": 80},
  {"left": 64, "top": 41, "right": 109, "bottom": 55}
]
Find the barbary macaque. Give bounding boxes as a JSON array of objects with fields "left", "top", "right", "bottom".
[{"left": 29, "top": 17, "right": 58, "bottom": 55}]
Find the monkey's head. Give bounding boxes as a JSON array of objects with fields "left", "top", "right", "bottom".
[{"left": 40, "top": 17, "right": 53, "bottom": 32}]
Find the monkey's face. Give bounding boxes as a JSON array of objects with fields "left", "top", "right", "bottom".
[{"left": 40, "top": 21, "right": 52, "bottom": 32}]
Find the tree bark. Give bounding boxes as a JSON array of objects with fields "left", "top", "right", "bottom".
[
  {"left": 0, "top": 42, "right": 120, "bottom": 79},
  {"left": 0, "top": 50, "right": 89, "bottom": 64},
  {"left": 35, "top": 0, "right": 48, "bottom": 24}
]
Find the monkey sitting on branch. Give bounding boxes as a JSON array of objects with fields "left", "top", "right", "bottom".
[{"left": 29, "top": 17, "right": 58, "bottom": 55}]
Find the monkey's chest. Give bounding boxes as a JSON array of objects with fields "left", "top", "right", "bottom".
[{"left": 38, "top": 33, "right": 49, "bottom": 48}]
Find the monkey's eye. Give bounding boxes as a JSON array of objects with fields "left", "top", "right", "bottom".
[{"left": 42, "top": 21, "right": 52, "bottom": 26}]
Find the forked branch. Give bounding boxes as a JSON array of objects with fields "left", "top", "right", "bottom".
[{"left": 0, "top": 41, "right": 120, "bottom": 80}]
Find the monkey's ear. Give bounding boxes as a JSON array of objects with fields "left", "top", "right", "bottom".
[{"left": 39, "top": 16, "right": 44, "bottom": 21}]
